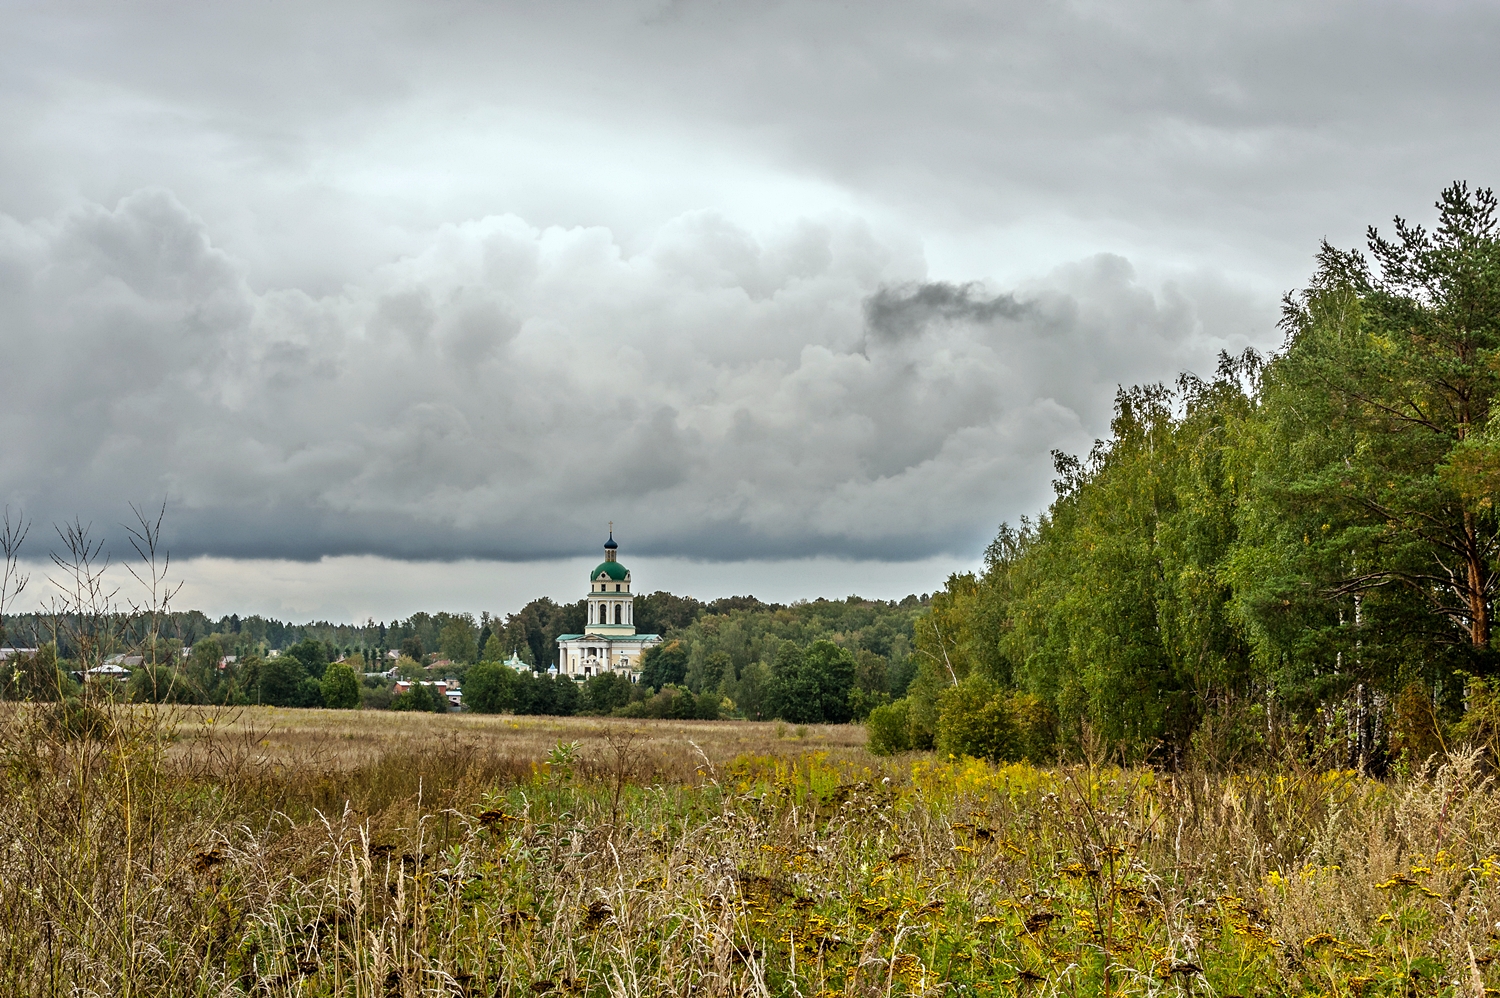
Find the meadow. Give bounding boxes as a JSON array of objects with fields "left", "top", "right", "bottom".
[{"left": 4, "top": 704, "right": 1500, "bottom": 997}]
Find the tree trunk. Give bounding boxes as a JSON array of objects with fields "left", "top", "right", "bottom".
[{"left": 1466, "top": 510, "right": 1491, "bottom": 647}]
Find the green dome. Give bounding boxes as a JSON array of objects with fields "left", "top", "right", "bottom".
[{"left": 592, "top": 561, "right": 629, "bottom": 581}]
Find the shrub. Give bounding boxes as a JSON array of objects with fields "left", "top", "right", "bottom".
[
  {"left": 391, "top": 681, "right": 440, "bottom": 712},
  {"left": 936, "top": 677, "right": 1013, "bottom": 761},
  {"left": 0, "top": 644, "right": 74, "bottom": 702},
  {"left": 934, "top": 677, "right": 1056, "bottom": 763},
  {"left": 695, "top": 690, "right": 723, "bottom": 720},
  {"left": 42, "top": 696, "right": 112, "bottom": 740},
  {"left": 866, "top": 699, "right": 911, "bottom": 755},
  {"left": 615, "top": 684, "right": 711, "bottom": 720},
  {"left": 359, "top": 683, "right": 394, "bottom": 710},
  {"left": 128, "top": 664, "right": 201, "bottom": 704},
  {"left": 1005, "top": 691, "right": 1057, "bottom": 762},
  {"left": 1454, "top": 676, "right": 1500, "bottom": 761}
]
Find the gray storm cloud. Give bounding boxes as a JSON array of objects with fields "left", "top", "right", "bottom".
[
  {"left": 0, "top": 191, "right": 1263, "bottom": 562},
  {"left": 863, "top": 283, "right": 1030, "bottom": 341}
]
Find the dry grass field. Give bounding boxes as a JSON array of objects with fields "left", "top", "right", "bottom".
[
  {"left": 162, "top": 705, "right": 870, "bottom": 778},
  {"left": 6, "top": 701, "right": 1500, "bottom": 997}
]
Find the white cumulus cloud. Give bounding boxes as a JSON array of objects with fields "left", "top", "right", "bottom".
[{"left": 0, "top": 190, "right": 1266, "bottom": 563}]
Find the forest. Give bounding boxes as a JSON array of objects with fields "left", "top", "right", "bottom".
[{"left": 874, "top": 182, "right": 1500, "bottom": 771}]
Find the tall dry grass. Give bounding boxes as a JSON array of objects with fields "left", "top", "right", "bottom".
[{"left": 4, "top": 703, "right": 1500, "bottom": 996}]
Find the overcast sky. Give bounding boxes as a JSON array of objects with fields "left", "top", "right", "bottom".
[{"left": 3, "top": 0, "right": 1498, "bottom": 621}]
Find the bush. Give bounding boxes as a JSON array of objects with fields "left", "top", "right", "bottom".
[
  {"left": 935, "top": 677, "right": 1013, "bottom": 761},
  {"left": 1454, "top": 676, "right": 1500, "bottom": 762},
  {"left": 615, "top": 684, "right": 712, "bottom": 720},
  {"left": 866, "top": 698, "right": 911, "bottom": 755},
  {"left": 1004, "top": 692, "right": 1056, "bottom": 762},
  {"left": 934, "top": 677, "right": 1056, "bottom": 763},
  {"left": 319, "top": 662, "right": 360, "bottom": 709},
  {"left": 695, "top": 690, "right": 723, "bottom": 720},
  {"left": 128, "top": 664, "right": 202, "bottom": 704},
  {"left": 0, "top": 645, "right": 75, "bottom": 702},
  {"left": 42, "top": 697, "right": 112, "bottom": 740},
  {"left": 1187, "top": 698, "right": 1268, "bottom": 771},
  {"left": 296, "top": 676, "right": 325, "bottom": 708},
  {"left": 391, "top": 681, "right": 441, "bottom": 712},
  {"left": 359, "top": 683, "right": 394, "bottom": 710}
]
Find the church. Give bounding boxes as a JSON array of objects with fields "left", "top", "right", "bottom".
[{"left": 554, "top": 530, "right": 662, "bottom": 680}]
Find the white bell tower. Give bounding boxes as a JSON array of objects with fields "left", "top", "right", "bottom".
[{"left": 586, "top": 524, "right": 635, "bottom": 636}]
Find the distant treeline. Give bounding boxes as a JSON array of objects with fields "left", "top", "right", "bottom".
[
  {"left": 872, "top": 183, "right": 1500, "bottom": 772},
  {"left": 0, "top": 590, "right": 929, "bottom": 722},
  {"left": 0, "top": 592, "right": 786, "bottom": 668}
]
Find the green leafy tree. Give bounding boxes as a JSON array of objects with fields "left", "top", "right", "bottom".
[
  {"left": 128, "top": 664, "right": 199, "bottom": 704},
  {"left": 633, "top": 591, "right": 703, "bottom": 635},
  {"left": 497, "top": 598, "right": 584, "bottom": 669},
  {"left": 733, "top": 661, "right": 773, "bottom": 720},
  {"left": 1242, "top": 184, "right": 1500, "bottom": 671},
  {"left": 284, "top": 639, "right": 330, "bottom": 679},
  {"left": 190, "top": 636, "right": 223, "bottom": 674},
  {"left": 801, "top": 640, "right": 856, "bottom": 723},
  {"left": 296, "top": 675, "right": 325, "bottom": 708},
  {"left": 438, "top": 614, "right": 479, "bottom": 663},
  {"left": 320, "top": 662, "right": 360, "bottom": 708},
  {"left": 686, "top": 649, "right": 731, "bottom": 693},
  {"left": 551, "top": 675, "right": 580, "bottom": 716},
  {"left": 617, "top": 684, "right": 703, "bottom": 719},
  {"left": 581, "top": 672, "right": 634, "bottom": 714},
  {"left": 762, "top": 640, "right": 856, "bottom": 724},
  {"left": 399, "top": 635, "right": 424, "bottom": 663},
  {"left": 464, "top": 661, "right": 515, "bottom": 713},
  {"left": 246, "top": 655, "right": 308, "bottom": 706},
  {"left": 764, "top": 643, "right": 815, "bottom": 723},
  {"left": 640, "top": 640, "right": 688, "bottom": 690},
  {"left": 694, "top": 689, "right": 723, "bottom": 720}
]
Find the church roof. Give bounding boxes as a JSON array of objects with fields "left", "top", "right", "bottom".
[
  {"left": 603, "top": 533, "right": 618, "bottom": 549},
  {"left": 557, "top": 633, "right": 661, "bottom": 642},
  {"left": 592, "top": 560, "right": 628, "bottom": 581}
]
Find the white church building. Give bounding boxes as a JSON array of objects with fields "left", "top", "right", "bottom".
[{"left": 555, "top": 530, "right": 661, "bottom": 680}]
